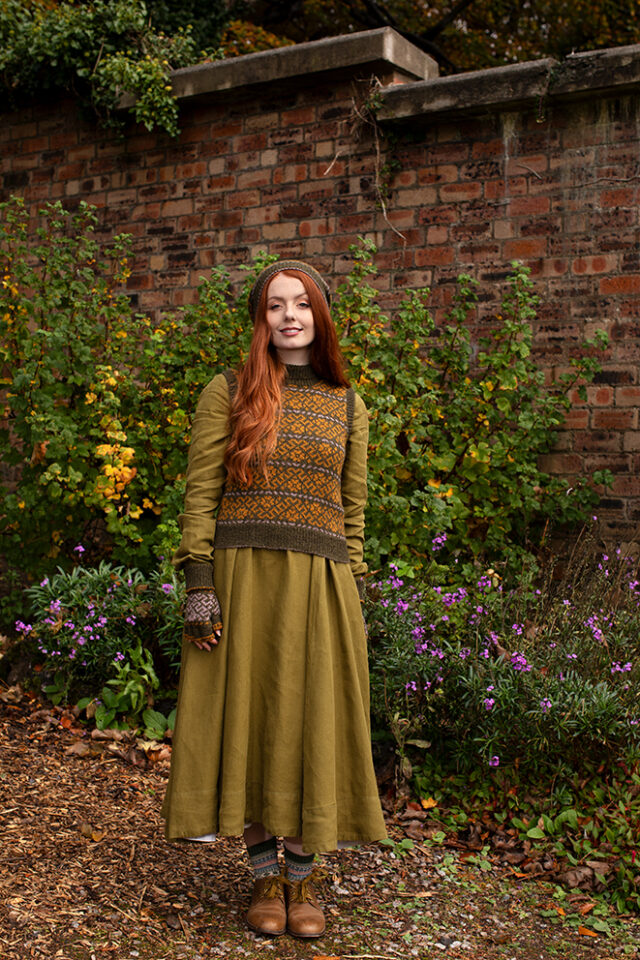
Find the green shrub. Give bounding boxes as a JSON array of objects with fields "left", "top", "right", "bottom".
[
  {"left": 19, "top": 557, "right": 184, "bottom": 701},
  {"left": 0, "top": 0, "right": 216, "bottom": 136},
  {"left": 0, "top": 197, "right": 269, "bottom": 621},
  {"left": 333, "top": 237, "right": 611, "bottom": 571},
  {"left": 366, "top": 534, "right": 640, "bottom": 777}
]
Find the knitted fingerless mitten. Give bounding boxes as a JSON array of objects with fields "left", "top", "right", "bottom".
[{"left": 183, "top": 561, "right": 223, "bottom": 644}]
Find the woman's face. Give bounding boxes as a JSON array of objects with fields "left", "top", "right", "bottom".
[{"left": 265, "top": 273, "right": 315, "bottom": 365}]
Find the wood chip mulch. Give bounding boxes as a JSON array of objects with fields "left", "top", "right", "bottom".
[{"left": 1, "top": 684, "right": 638, "bottom": 960}]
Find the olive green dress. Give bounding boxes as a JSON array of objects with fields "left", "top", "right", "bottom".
[{"left": 162, "top": 368, "right": 387, "bottom": 854}]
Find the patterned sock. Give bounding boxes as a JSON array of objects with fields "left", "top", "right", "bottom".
[
  {"left": 247, "top": 837, "right": 280, "bottom": 878},
  {"left": 284, "top": 846, "right": 315, "bottom": 883}
]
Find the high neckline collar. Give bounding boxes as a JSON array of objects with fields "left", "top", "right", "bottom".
[{"left": 284, "top": 363, "right": 320, "bottom": 384}]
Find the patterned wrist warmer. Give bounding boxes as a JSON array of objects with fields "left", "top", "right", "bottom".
[{"left": 183, "top": 562, "right": 222, "bottom": 643}]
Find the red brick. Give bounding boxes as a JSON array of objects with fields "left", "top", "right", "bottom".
[
  {"left": 415, "top": 247, "right": 455, "bottom": 266},
  {"left": 162, "top": 199, "right": 194, "bottom": 217},
  {"left": 593, "top": 409, "right": 637, "bottom": 430},
  {"left": 439, "top": 182, "right": 482, "bottom": 201},
  {"left": 503, "top": 238, "right": 547, "bottom": 259},
  {"left": 281, "top": 107, "right": 315, "bottom": 126},
  {"left": 508, "top": 196, "right": 550, "bottom": 216},
  {"left": 601, "top": 275, "right": 640, "bottom": 295},
  {"left": 615, "top": 386, "right": 640, "bottom": 407},
  {"left": 601, "top": 187, "right": 636, "bottom": 207}
]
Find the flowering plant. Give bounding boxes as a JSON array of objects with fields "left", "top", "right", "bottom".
[
  {"left": 20, "top": 558, "right": 185, "bottom": 701},
  {"left": 367, "top": 532, "right": 640, "bottom": 776}
]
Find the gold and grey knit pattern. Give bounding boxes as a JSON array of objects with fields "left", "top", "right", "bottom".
[{"left": 214, "top": 372, "right": 350, "bottom": 562}]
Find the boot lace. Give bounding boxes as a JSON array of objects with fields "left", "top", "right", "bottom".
[
  {"left": 261, "top": 874, "right": 285, "bottom": 899},
  {"left": 287, "top": 869, "right": 326, "bottom": 903}
]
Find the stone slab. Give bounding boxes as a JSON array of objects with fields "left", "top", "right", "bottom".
[{"left": 119, "top": 28, "right": 438, "bottom": 109}]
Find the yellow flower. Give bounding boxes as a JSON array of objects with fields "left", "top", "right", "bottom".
[{"left": 85, "top": 392, "right": 97, "bottom": 404}]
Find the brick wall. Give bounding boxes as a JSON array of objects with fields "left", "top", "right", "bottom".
[{"left": 2, "top": 32, "right": 640, "bottom": 543}]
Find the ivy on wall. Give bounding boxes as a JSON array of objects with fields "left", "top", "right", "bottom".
[{"left": 0, "top": 0, "right": 220, "bottom": 136}]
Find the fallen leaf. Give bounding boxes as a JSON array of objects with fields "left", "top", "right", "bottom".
[
  {"left": 555, "top": 906, "right": 566, "bottom": 917},
  {"left": 91, "top": 728, "right": 124, "bottom": 741},
  {"left": 65, "top": 741, "right": 90, "bottom": 757},
  {"left": 578, "top": 926, "right": 598, "bottom": 937},
  {"left": 579, "top": 903, "right": 595, "bottom": 916},
  {"left": 79, "top": 822, "right": 93, "bottom": 839},
  {"left": 91, "top": 828, "right": 106, "bottom": 842},
  {"left": 421, "top": 796, "right": 437, "bottom": 810}
]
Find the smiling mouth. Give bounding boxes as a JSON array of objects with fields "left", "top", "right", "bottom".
[{"left": 280, "top": 327, "right": 302, "bottom": 333}]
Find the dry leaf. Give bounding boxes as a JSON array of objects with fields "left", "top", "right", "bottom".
[
  {"left": 79, "top": 822, "right": 93, "bottom": 839},
  {"left": 578, "top": 926, "right": 598, "bottom": 937},
  {"left": 65, "top": 741, "right": 90, "bottom": 757},
  {"left": 91, "top": 828, "right": 106, "bottom": 842},
  {"left": 555, "top": 906, "right": 566, "bottom": 917},
  {"left": 421, "top": 796, "right": 437, "bottom": 810},
  {"left": 579, "top": 902, "right": 595, "bottom": 916}
]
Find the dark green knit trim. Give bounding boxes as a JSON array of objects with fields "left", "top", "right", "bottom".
[
  {"left": 222, "top": 368, "right": 238, "bottom": 399},
  {"left": 214, "top": 521, "right": 349, "bottom": 564},
  {"left": 346, "top": 387, "right": 355, "bottom": 432},
  {"left": 248, "top": 837, "right": 278, "bottom": 858},
  {"left": 183, "top": 561, "right": 214, "bottom": 592},
  {"left": 284, "top": 848, "right": 314, "bottom": 865}
]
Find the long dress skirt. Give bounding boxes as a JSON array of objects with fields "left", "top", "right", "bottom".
[{"left": 161, "top": 547, "right": 387, "bottom": 854}]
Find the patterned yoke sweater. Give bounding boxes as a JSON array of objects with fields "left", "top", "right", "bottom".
[{"left": 172, "top": 363, "right": 369, "bottom": 578}]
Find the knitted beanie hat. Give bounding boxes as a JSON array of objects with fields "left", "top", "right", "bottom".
[{"left": 248, "top": 260, "right": 331, "bottom": 320}]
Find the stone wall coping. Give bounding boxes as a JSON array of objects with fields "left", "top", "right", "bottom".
[
  {"left": 377, "top": 43, "right": 640, "bottom": 120},
  {"left": 119, "top": 27, "right": 438, "bottom": 108}
]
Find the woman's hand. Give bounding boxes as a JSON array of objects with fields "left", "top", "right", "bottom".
[{"left": 183, "top": 588, "right": 223, "bottom": 651}]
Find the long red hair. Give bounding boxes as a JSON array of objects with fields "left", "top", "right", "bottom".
[{"left": 224, "top": 270, "right": 349, "bottom": 485}]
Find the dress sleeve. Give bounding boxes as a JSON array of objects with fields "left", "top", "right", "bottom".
[
  {"left": 341, "top": 391, "right": 369, "bottom": 578},
  {"left": 172, "top": 373, "right": 231, "bottom": 570}
]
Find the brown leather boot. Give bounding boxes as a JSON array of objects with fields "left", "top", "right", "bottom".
[
  {"left": 286, "top": 872, "right": 326, "bottom": 938},
  {"left": 246, "top": 873, "right": 286, "bottom": 936}
]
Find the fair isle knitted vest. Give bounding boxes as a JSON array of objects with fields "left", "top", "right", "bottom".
[{"left": 213, "top": 364, "right": 355, "bottom": 562}]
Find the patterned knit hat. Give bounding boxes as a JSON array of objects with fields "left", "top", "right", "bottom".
[{"left": 248, "top": 260, "right": 331, "bottom": 320}]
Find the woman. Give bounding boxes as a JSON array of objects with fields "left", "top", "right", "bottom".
[{"left": 162, "top": 260, "right": 387, "bottom": 939}]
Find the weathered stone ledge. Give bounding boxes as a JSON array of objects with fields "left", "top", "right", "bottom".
[
  {"left": 119, "top": 28, "right": 437, "bottom": 108},
  {"left": 377, "top": 43, "right": 640, "bottom": 120}
]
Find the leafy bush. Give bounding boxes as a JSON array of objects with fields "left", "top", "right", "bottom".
[
  {"left": 0, "top": 0, "right": 218, "bottom": 136},
  {"left": 18, "top": 557, "right": 184, "bottom": 701},
  {"left": 333, "top": 238, "right": 611, "bottom": 571},
  {"left": 0, "top": 197, "right": 267, "bottom": 620},
  {"left": 367, "top": 533, "right": 640, "bottom": 778}
]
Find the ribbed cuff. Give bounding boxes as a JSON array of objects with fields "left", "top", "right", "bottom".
[
  {"left": 184, "top": 561, "right": 214, "bottom": 593},
  {"left": 356, "top": 576, "right": 367, "bottom": 602}
]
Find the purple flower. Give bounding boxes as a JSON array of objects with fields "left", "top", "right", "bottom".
[
  {"left": 40, "top": 577, "right": 49, "bottom": 587},
  {"left": 489, "top": 756, "right": 500, "bottom": 767},
  {"left": 483, "top": 698, "right": 495, "bottom": 711},
  {"left": 540, "top": 698, "right": 552, "bottom": 713},
  {"left": 125, "top": 615, "right": 137, "bottom": 626},
  {"left": 113, "top": 652, "right": 125, "bottom": 663},
  {"left": 161, "top": 583, "right": 174, "bottom": 594},
  {"left": 405, "top": 680, "right": 418, "bottom": 693},
  {"left": 511, "top": 623, "right": 523, "bottom": 636},
  {"left": 73, "top": 544, "right": 85, "bottom": 554},
  {"left": 431, "top": 533, "right": 447, "bottom": 552},
  {"left": 480, "top": 647, "right": 489, "bottom": 658},
  {"left": 15, "top": 620, "right": 32, "bottom": 634},
  {"left": 511, "top": 651, "right": 531, "bottom": 672},
  {"left": 459, "top": 647, "right": 471, "bottom": 659}
]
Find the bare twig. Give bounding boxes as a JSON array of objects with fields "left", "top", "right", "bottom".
[
  {"left": 516, "top": 163, "right": 543, "bottom": 180},
  {"left": 350, "top": 86, "right": 407, "bottom": 242}
]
